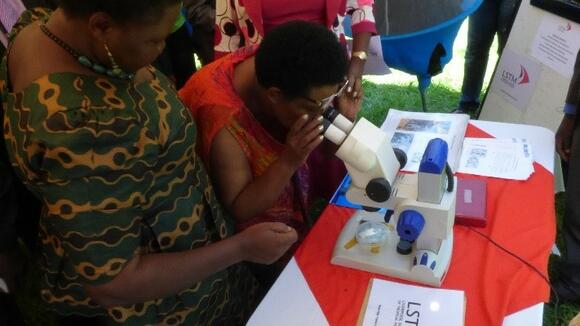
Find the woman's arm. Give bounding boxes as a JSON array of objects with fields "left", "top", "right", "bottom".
[
  {"left": 85, "top": 221, "right": 297, "bottom": 308},
  {"left": 209, "top": 115, "right": 322, "bottom": 222},
  {"left": 346, "top": 0, "right": 376, "bottom": 98},
  {"left": 348, "top": 32, "right": 371, "bottom": 98}
]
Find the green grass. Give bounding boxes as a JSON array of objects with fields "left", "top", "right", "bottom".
[{"left": 361, "top": 81, "right": 461, "bottom": 123}]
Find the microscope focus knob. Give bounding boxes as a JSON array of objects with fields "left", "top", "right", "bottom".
[
  {"left": 365, "top": 178, "right": 391, "bottom": 202},
  {"left": 393, "top": 148, "right": 408, "bottom": 169},
  {"left": 396, "top": 210, "right": 425, "bottom": 242}
]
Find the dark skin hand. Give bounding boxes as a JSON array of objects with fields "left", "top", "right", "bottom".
[
  {"left": 556, "top": 114, "right": 576, "bottom": 161},
  {"left": 347, "top": 31, "right": 372, "bottom": 99},
  {"left": 336, "top": 83, "right": 364, "bottom": 121},
  {"left": 347, "top": 57, "right": 365, "bottom": 100},
  {"left": 282, "top": 115, "right": 325, "bottom": 166},
  {"left": 317, "top": 82, "right": 363, "bottom": 155}
]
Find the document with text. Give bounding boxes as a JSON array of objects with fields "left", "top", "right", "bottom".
[
  {"left": 358, "top": 278, "right": 465, "bottom": 326},
  {"left": 380, "top": 109, "right": 469, "bottom": 173},
  {"left": 457, "top": 138, "right": 534, "bottom": 180}
]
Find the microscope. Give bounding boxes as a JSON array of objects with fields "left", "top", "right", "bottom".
[{"left": 321, "top": 108, "right": 457, "bottom": 287}]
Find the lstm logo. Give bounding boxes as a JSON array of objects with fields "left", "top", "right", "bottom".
[{"left": 501, "top": 65, "right": 530, "bottom": 88}]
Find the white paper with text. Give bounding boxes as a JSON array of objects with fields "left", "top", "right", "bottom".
[
  {"left": 380, "top": 109, "right": 469, "bottom": 173},
  {"left": 458, "top": 138, "right": 534, "bottom": 180},
  {"left": 360, "top": 278, "right": 465, "bottom": 326}
]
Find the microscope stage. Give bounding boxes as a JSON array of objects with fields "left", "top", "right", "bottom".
[{"left": 331, "top": 210, "right": 453, "bottom": 287}]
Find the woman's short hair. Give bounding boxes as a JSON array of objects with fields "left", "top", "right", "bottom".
[
  {"left": 255, "top": 21, "right": 349, "bottom": 99},
  {"left": 59, "top": 0, "right": 182, "bottom": 23}
]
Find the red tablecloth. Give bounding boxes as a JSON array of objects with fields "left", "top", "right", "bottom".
[{"left": 295, "top": 124, "right": 555, "bottom": 326}]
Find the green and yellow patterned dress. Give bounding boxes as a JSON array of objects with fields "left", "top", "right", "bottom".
[{"left": 1, "top": 9, "right": 258, "bottom": 326}]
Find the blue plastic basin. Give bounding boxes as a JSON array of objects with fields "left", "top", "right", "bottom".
[
  {"left": 379, "top": 0, "right": 483, "bottom": 90},
  {"left": 345, "top": 0, "right": 483, "bottom": 92}
]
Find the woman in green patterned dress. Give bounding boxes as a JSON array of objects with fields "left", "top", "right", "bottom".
[{"left": 1, "top": 1, "right": 298, "bottom": 325}]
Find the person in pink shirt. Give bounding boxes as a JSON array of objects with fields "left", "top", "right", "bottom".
[
  {"left": 214, "top": 0, "right": 376, "bottom": 100},
  {"left": 212, "top": 0, "right": 376, "bottom": 201}
]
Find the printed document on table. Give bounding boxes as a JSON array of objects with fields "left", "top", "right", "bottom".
[
  {"left": 358, "top": 278, "right": 465, "bottom": 326},
  {"left": 380, "top": 109, "right": 469, "bottom": 173},
  {"left": 457, "top": 138, "right": 534, "bottom": 180}
]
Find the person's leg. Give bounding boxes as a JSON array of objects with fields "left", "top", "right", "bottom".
[
  {"left": 554, "top": 122, "right": 580, "bottom": 302},
  {"left": 457, "top": 0, "right": 499, "bottom": 111},
  {"left": 496, "top": 0, "right": 520, "bottom": 54},
  {"left": 564, "top": 123, "right": 580, "bottom": 264}
]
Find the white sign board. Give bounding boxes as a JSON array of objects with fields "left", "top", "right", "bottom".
[
  {"left": 489, "top": 48, "right": 542, "bottom": 111},
  {"left": 531, "top": 14, "right": 580, "bottom": 78},
  {"left": 479, "top": 1, "right": 578, "bottom": 133}
]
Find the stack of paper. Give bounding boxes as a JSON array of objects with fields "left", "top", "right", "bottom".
[
  {"left": 358, "top": 278, "right": 466, "bottom": 326},
  {"left": 457, "top": 138, "right": 534, "bottom": 180},
  {"left": 380, "top": 109, "right": 470, "bottom": 173}
]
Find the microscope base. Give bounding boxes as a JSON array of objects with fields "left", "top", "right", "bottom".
[{"left": 331, "top": 210, "right": 453, "bottom": 287}]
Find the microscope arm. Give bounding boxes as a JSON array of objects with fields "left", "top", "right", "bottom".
[{"left": 321, "top": 112, "right": 404, "bottom": 206}]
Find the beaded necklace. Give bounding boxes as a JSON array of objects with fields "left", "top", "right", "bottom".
[{"left": 39, "top": 24, "right": 134, "bottom": 80}]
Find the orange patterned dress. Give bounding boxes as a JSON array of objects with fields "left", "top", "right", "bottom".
[{"left": 179, "top": 46, "right": 311, "bottom": 242}]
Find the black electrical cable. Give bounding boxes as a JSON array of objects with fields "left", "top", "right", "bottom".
[{"left": 467, "top": 226, "right": 562, "bottom": 326}]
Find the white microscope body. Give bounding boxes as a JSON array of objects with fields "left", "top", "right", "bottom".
[{"left": 321, "top": 109, "right": 457, "bottom": 287}]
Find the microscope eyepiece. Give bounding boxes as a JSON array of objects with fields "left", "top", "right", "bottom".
[
  {"left": 323, "top": 106, "right": 340, "bottom": 123},
  {"left": 321, "top": 118, "right": 347, "bottom": 145},
  {"left": 322, "top": 106, "right": 354, "bottom": 134}
]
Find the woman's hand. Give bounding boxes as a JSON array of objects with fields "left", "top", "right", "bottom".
[
  {"left": 556, "top": 114, "right": 576, "bottom": 161},
  {"left": 281, "top": 115, "right": 324, "bottom": 167},
  {"left": 335, "top": 84, "right": 363, "bottom": 121},
  {"left": 237, "top": 222, "right": 298, "bottom": 264},
  {"left": 347, "top": 58, "right": 365, "bottom": 100}
]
